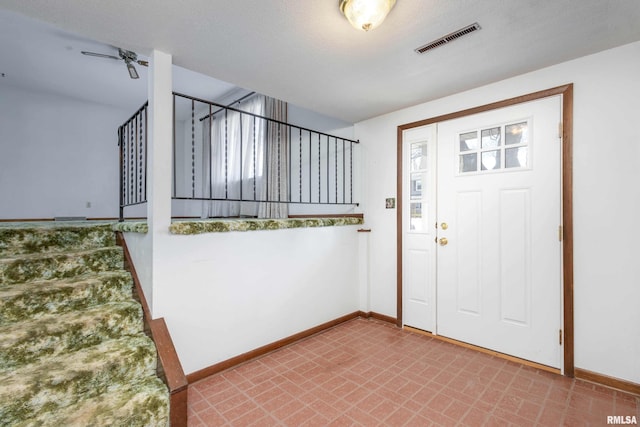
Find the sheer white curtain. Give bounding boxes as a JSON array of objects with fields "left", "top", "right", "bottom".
[
  {"left": 258, "top": 98, "right": 289, "bottom": 219},
  {"left": 201, "top": 95, "right": 288, "bottom": 218},
  {"left": 202, "top": 96, "right": 266, "bottom": 217}
]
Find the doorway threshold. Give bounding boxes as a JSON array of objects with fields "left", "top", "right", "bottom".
[{"left": 404, "top": 326, "right": 561, "bottom": 375}]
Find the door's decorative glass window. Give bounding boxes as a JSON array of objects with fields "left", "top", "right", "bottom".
[
  {"left": 506, "top": 122, "right": 528, "bottom": 145},
  {"left": 410, "top": 174, "right": 422, "bottom": 198},
  {"left": 459, "top": 131, "right": 478, "bottom": 152},
  {"left": 411, "top": 143, "right": 427, "bottom": 171},
  {"left": 460, "top": 153, "right": 477, "bottom": 173},
  {"left": 410, "top": 202, "right": 423, "bottom": 232},
  {"left": 505, "top": 146, "right": 528, "bottom": 168},
  {"left": 458, "top": 120, "right": 530, "bottom": 174},
  {"left": 481, "top": 127, "right": 501, "bottom": 149},
  {"left": 409, "top": 141, "right": 429, "bottom": 232},
  {"left": 481, "top": 150, "right": 501, "bottom": 171}
]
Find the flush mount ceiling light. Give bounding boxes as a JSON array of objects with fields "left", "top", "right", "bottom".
[{"left": 339, "top": 0, "right": 396, "bottom": 32}]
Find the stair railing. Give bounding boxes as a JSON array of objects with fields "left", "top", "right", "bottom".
[
  {"left": 172, "top": 92, "right": 359, "bottom": 212},
  {"left": 118, "top": 102, "right": 148, "bottom": 221},
  {"left": 118, "top": 94, "right": 361, "bottom": 221}
]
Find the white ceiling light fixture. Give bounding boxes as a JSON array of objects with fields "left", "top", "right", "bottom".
[{"left": 339, "top": 0, "right": 396, "bottom": 32}]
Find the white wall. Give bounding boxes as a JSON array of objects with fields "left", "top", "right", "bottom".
[
  {"left": 0, "top": 85, "right": 132, "bottom": 219},
  {"left": 127, "top": 225, "right": 360, "bottom": 374},
  {"left": 356, "top": 41, "right": 640, "bottom": 384}
]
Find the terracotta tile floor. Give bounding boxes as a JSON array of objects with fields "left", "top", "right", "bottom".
[{"left": 188, "top": 318, "right": 640, "bottom": 426}]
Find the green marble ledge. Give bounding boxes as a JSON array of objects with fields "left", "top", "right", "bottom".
[
  {"left": 111, "top": 222, "right": 148, "bottom": 234},
  {"left": 112, "top": 217, "right": 364, "bottom": 235},
  {"left": 170, "top": 217, "right": 364, "bottom": 235}
]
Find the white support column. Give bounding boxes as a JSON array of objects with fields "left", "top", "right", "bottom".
[
  {"left": 146, "top": 49, "right": 173, "bottom": 317},
  {"left": 148, "top": 50, "right": 173, "bottom": 233}
]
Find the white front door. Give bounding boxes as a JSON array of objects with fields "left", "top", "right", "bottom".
[
  {"left": 436, "top": 96, "right": 562, "bottom": 368},
  {"left": 402, "top": 95, "right": 563, "bottom": 368}
]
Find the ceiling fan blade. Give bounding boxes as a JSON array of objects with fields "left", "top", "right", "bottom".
[
  {"left": 81, "top": 51, "right": 121, "bottom": 61},
  {"left": 136, "top": 60, "right": 149, "bottom": 67},
  {"left": 126, "top": 62, "right": 139, "bottom": 79}
]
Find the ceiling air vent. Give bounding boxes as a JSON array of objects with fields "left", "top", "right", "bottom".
[{"left": 415, "top": 22, "right": 481, "bottom": 54}]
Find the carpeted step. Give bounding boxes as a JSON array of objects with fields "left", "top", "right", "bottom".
[
  {"left": 0, "top": 301, "right": 144, "bottom": 370},
  {"left": 0, "top": 271, "right": 133, "bottom": 326},
  {"left": 0, "top": 246, "right": 124, "bottom": 286},
  {"left": 0, "top": 222, "right": 170, "bottom": 425},
  {"left": 0, "top": 223, "right": 115, "bottom": 257},
  {"left": 0, "top": 334, "right": 158, "bottom": 424},
  {"left": 24, "top": 376, "right": 170, "bottom": 427}
]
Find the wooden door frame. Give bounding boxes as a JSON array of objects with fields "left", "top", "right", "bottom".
[{"left": 396, "top": 84, "right": 574, "bottom": 377}]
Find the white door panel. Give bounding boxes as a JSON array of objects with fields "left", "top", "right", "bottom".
[
  {"left": 436, "top": 96, "right": 562, "bottom": 368},
  {"left": 402, "top": 126, "right": 437, "bottom": 333}
]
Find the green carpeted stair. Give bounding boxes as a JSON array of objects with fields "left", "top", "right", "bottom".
[{"left": 0, "top": 222, "right": 169, "bottom": 426}]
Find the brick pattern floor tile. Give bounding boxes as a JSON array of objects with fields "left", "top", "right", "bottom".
[{"left": 189, "top": 318, "right": 640, "bottom": 426}]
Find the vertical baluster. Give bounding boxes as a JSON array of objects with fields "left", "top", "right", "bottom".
[
  {"left": 308, "top": 131, "right": 312, "bottom": 204},
  {"left": 172, "top": 95, "right": 176, "bottom": 198},
  {"left": 134, "top": 114, "right": 138, "bottom": 204},
  {"left": 326, "top": 135, "right": 329, "bottom": 204},
  {"left": 334, "top": 137, "right": 338, "bottom": 204},
  {"left": 191, "top": 100, "right": 195, "bottom": 199},
  {"left": 350, "top": 141, "right": 353, "bottom": 204},
  {"left": 299, "top": 128, "right": 302, "bottom": 203},
  {"left": 129, "top": 121, "right": 134, "bottom": 206},
  {"left": 118, "top": 126, "right": 124, "bottom": 221},
  {"left": 253, "top": 116, "right": 257, "bottom": 201},
  {"left": 288, "top": 126, "right": 292, "bottom": 203},
  {"left": 224, "top": 108, "right": 228, "bottom": 199},
  {"left": 209, "top": 104, "right": 213, "bottom": 200},
  {"left": 239, "top": 111, "right": 244, "bottom": 201},
  {"left": 277, "top": 123, "right": 281, "bottom": 202},
  {"left": 121, "top": 125, "right": 126, "bottom": 209},
  {"left": 264, "top": 116, "right": 269, "bottom": 203},
  {"left": 315, "top": 134, "right": 319, "bottom": 204},
  {"left": 342, "top": 139, "right": 346, "bottom": 204},
  {"left": 138, "top": 111, "right": 143, "bottom": 204},
  {"left": 144, "top": 105, "right": 148, "bottom": 202},
  {"left": 124, "top": 123, "right": 127, "bottom": 206}
]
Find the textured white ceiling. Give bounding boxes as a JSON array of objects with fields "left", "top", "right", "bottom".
[{"left": 1, "top": 0, "right": 640, "bottom": 122}]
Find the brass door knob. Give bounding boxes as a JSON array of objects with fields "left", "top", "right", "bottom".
[
  {"left": 441, "top": 222, "right": 448, "bottom": 230},
  {"left": 439, "top": 237, "right": 448, "bottom": 246}
]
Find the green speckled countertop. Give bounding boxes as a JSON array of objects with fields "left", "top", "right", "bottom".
[
  {"left": 114, "top": 218, "right": 364, "bottom": 235},
  {"left": 169, "top": 217, "right": 363, "bottom": 235},
  {"left": 111, "top": 222, "right": 148, "bottom": 234},
  {"left": 3, "top": 218, "right": 363, "bottom": 236}
]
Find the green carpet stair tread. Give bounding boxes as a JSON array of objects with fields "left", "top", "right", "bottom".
[
  {"left": 0, "top": 334, "right": 158, "bottom": 423},
  {"left": 0, "top": 223, "right": 115, "bottom": 257},
  {"left": 0, "top": 271, "right": 133, "bottom": 325},
  {"left": 0, "top": 246, "right": 124, "bottom": 285},
  {"left": 20, "top": 376, "right": 170, "bottom": 427},
  {"left": 0, "top": 301, "right": 144, "bottom": 370},
  {"left": 0, "top": 222, "right": 170, "bottom": 425}
]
